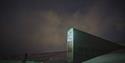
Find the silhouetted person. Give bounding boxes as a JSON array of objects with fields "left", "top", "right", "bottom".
[{"left": 22, "top": 53, "right": 28, "bottom": 63}]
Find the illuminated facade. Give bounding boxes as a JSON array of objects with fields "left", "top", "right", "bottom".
[{"left": 67, "top": 28, "right": 124, "bottom": 63}]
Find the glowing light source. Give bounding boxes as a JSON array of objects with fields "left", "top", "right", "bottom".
[
  {"left": 67, "top": 28, "right": 74, "bottom": 42},
  {"left": 67, "top": 28, "right": 74, "bottom": 63}
]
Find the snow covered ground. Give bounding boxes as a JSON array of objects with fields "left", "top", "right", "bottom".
[{"left": 82, "top": 49, "right": 125, "bottom": 63}]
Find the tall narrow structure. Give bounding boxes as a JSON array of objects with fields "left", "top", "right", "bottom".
[{"left": 67, "top": 28, "right": 124, "bottom": 63}]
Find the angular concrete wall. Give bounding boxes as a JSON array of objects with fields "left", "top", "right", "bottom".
[{"left": 67, "top": 28, "right": 124, "bottom": 63}]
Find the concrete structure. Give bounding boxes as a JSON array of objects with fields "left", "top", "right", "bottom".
[{"left": 67, "top": 28, "right": 124, "bottom": 63}]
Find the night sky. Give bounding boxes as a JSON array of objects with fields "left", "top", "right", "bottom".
[{"left": 1, "top": 0, "right": 125, "bottom": 55}]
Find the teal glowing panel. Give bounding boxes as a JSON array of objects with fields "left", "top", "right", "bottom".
[{"left": 67, "top": 28, "right": 74, "bottom": 63}]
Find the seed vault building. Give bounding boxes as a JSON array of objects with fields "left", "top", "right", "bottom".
[{"left": 67, "top": 28, "right": 124, "bottom": 63}]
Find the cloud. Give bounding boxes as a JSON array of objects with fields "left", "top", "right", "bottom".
[{"left": 1, "top": 0, "right": 125, "bottom": 53}]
